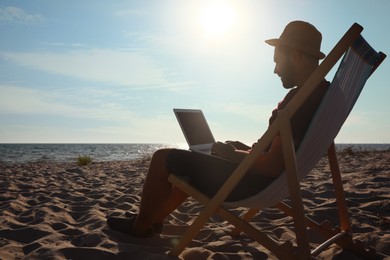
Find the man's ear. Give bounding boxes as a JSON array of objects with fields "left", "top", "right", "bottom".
[{"left": 291, "top": 49, "right": 302, "bottom": 63}]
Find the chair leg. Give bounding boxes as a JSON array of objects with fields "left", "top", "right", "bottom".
[
  {"left": 279, "top": 115, "right": 311, "bottom": 259},
  {"left": 168, "top": 175, "right": 220, "bottom": 256},
  {"left": 326, "top": 143, "right": 376, "bottom": 258},
  {"left": 168, "top": 175, "right": 298, "bottom": 259},
  {"left": 169, "top": 206, "right": 213, "bottom": 255},
  {"left": 230, "top": 208, "right": 260, "bottom": 236},
  {"left": 327, "top": 142, "right": 351, "bottom": 232}
]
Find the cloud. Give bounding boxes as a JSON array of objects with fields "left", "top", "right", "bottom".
[
  {"left": 0, "top": 84, "right": 181, "bottom": 143},
  {"left": 343, "top": 113, "right": 369, "bottom": 126},
  {"left": 0, "top": 6, "right": 44, "bottom": 24},
  {"left": 1, "top": 49, "right": 170, "bottom": 86},
  {"left": 0, "top": 85, "right": 138, "bottom": 121},
  {"left": 0, "top": 85, "right": 67, "bottom": 115}
]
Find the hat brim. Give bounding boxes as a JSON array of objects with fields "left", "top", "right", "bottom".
[
  {"left": 265, "top": 38, "right": 325, "bottom": 59},
  {"left": 265, "top": 39, "right": 278, "bottom": 46}
]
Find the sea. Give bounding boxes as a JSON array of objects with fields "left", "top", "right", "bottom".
[{"left": 0, "top": 143, "right": 389, "bottom": 165}]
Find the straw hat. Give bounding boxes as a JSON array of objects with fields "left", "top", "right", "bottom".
[{"left": 265, "top": 21, "right": 325, "bottom": 59}]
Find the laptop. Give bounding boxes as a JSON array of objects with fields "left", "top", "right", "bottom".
[{"left": 173, "top": 108, "right": 215, "bottom": 154}]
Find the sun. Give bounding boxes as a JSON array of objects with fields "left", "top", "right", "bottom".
[{"left": 199, "top": 1, "right": 236, "bottom": 35}]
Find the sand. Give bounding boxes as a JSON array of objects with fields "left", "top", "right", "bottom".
[{"left": 0, "top": 151, "right": 389, "bottom": 259}]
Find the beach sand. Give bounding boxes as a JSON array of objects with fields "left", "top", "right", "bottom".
[{"left": 0, "top": 151, "right": 389, "bottom": 259}]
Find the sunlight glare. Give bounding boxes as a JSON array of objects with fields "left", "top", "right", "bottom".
[{"left": 199, "top": 1, "right": 236, "bottom": 35}]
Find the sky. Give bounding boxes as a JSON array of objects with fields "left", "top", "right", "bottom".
[{"left": 0, "top": 0, "right": 389, "bottom": 145}]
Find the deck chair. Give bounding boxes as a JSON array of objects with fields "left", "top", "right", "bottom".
[{"left": 168, "top": 23, "right": 386, "bottom": 259}]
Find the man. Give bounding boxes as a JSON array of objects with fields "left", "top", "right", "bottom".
[{"left": 107, "top": 21, "right": 329, "bottom": 238}]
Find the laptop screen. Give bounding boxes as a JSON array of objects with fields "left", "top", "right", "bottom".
[{"left": 174, "top": 109, "right": 215, "bottom": 145}]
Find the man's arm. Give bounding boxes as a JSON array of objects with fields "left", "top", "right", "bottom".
[
  {"left": 211, "top": 141, "right": 249, "bottom": 163},
  {"left": 250, "top": 135, "right": 284, "bottom": 177},
  {"left": 211, "top": 135, "right": 285, "bottom": 178}
]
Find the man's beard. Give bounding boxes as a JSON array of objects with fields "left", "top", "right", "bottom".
[{"left": 281, "top": 68, "right": 295, "bottom": 89}]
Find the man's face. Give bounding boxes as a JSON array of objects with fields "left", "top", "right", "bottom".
[{"left": 273, "top": 47, "right": 295, "bottom": 89}]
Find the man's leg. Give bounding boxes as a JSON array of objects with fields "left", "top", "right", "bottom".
[
  {"left": 133, "top": 149, "right": 187, "bottom": 233},
  {"left": 155, "top": 186, "right": 188, "bottom": 223}
]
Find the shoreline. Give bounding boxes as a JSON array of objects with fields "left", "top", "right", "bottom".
[
  {"left": 0, "top": 151, "right": 389, "bottom": 259},
  {"left": 1, "top": 143, "right": 389, "bottom": 165}
]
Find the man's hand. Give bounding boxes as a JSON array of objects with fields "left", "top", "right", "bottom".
[
  {"left": 211, "top": 141, "right": 248, "bottom": 162},
  {"left": 211, "top": 142, "right": 235, "bottom": 156},
  {"left": 224, "top": 141, "right": 251, "bottom": 151}
]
